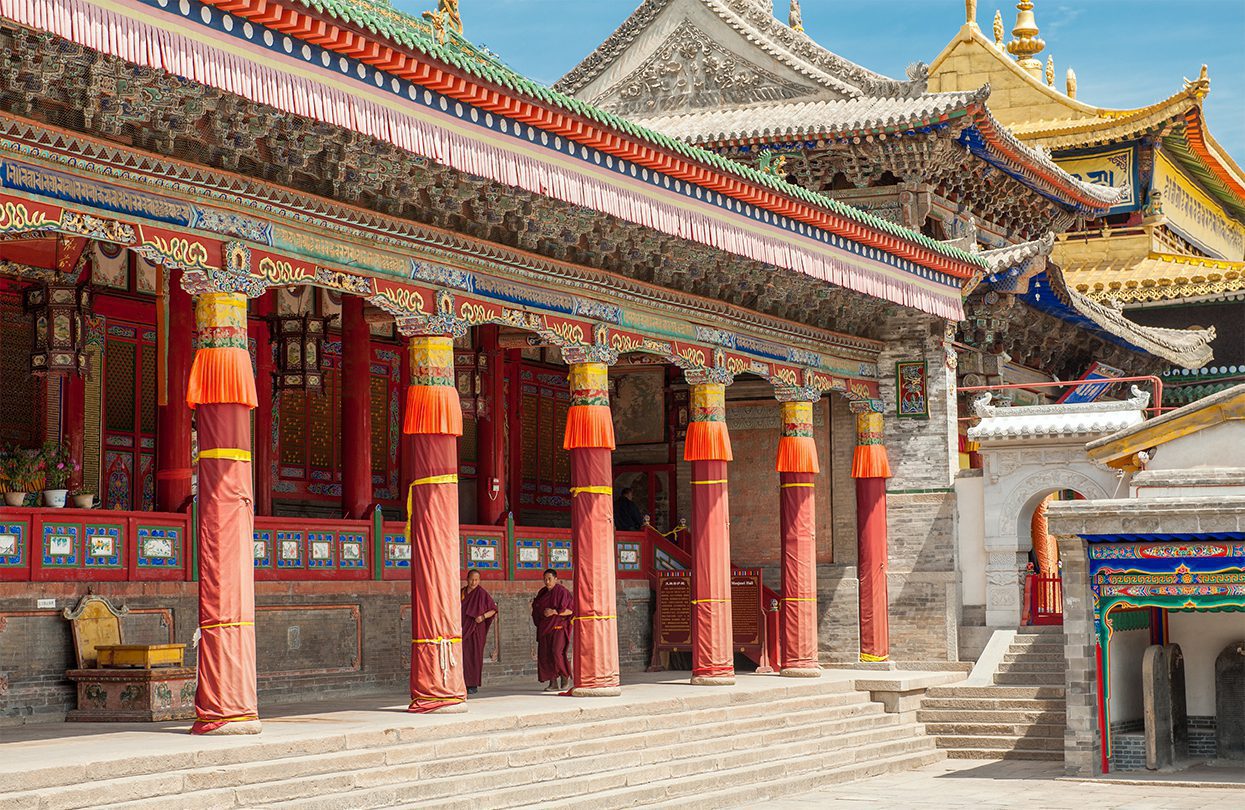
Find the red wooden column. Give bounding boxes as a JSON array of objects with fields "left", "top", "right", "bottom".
[
  {"left": 476, "top": 326, "right": 506, "bottom": 526},
  {"left": 156, "top": 269, "right": 193, "bottom": 513},
  {"left": 685, "top": 378, "right": 734, "bottom": 686},
  {"left": 187, "top": 291, "right": 260, "bottom": 735},
  {"left": 776, "top": 399, "right": 821, "bottom": 677},
  {"left": 563, "top": 357, "right": 620, "bottom": 696},
  {"left": 851, "top": 409, "right": 892, "bottom": 663},
  {"left": 63, "top": 375, "right": 85, "bottom": 493},
  {"left": 250, "top": 292, "right": 274, "bottom": 517},
  {"left": 341, "top": 297, "right": 372, "bottom": 519},
  {"left": 404, "top": 334, "right": 467, "bottom": 713}
]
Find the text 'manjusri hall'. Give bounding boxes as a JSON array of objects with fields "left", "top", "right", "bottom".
[{"left": 0, "top": 0, "right": 1223, "bottom": 741}]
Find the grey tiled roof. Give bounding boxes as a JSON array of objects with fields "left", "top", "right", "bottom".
[{"left": 633, "top": 89, "right": 987, "bottom": 144}]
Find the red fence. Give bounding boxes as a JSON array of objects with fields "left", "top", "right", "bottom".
[{"left": 0, "top": 506, "right": 653, "bottom": 584}]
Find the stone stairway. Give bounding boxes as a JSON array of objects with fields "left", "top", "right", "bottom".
[
  {"left": 917, "top": 627, "right": 1066, "bottom": 761},
  {"left": 1, "top": 678, "right": 943, "bottom": 810}
]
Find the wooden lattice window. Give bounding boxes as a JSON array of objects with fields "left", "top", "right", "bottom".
[
  {"left": 102, "top": 322, "right": 156, "bottom": 510},
  {"left": 0, "top": 293, "right": 45, "bottom": 448},
  {"left": 517, "top": 364, "right": 570, "bottom": 524}
]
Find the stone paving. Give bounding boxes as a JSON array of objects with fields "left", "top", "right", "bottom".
[{"left": 755, "top": 760, "right": 1245, "bottom": 809}]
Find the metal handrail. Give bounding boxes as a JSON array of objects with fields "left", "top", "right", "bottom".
[{"left": 956, "top": 375, "right": 1165, "bottom": 421}]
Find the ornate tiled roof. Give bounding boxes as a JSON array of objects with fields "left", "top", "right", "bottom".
[
  {"left": 968, "top": 386, "right": 1149, "bottom": 442},
  {"left": 1063, "top": 250, "right": 1245, "bottom": 305},
  {"left": 967, "top": 233, "right": 1054, "bottom": 295},
  {"left": 634, "top": 89, "right": 987, "bottom": 145}
]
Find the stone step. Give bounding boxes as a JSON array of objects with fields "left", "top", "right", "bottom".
[
  {"left": 1, "top": 679, "right": 863, "bottom": 796},
  {"left": 257, "top": 724, "right": 933, "bottom": 810},
  {"left": 945, "top": 748, "right": 1064, "bottom": 761},
  {"left": 12, "top": 696, "right": 886, "bottom": 810},
  {"left": 1014, "top": 626, "right": 1064, "bottom": 635},
  {"left": 996, "top": 660, "right": 1066, "bottom": 674},
  {"left": 492, "top": 735, "right": 939, "bottom": 810},
  {"left": 1002, "top": 651, "right": 1064, "bottom": 663},
  {"left": 925, "top": 685, "right": 1065, "bottom": 700},
  {"left": 577, "top": 748, "right": 946, "bottom": 810},
  {"left": 916, "top": 708, "right": 1065, "bottom": 725},
  {"left": 1007, "top": 636, "right": 1065, "bottom": 650},
  {"left": 921, "top": 722, "right": 1065, "bottom": 737},
  {"left": 993, "top": 672, "right": 1065, "bottom": 686},
  {"left": 935, "top": 734, "right": 1064, "bottom": 752}
]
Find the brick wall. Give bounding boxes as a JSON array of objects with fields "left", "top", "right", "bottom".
[
  {"left": 0, "top": 579, "right": 651, "bottom": 726},
  {"left": 1056, "top": 534, "right": 1103, "bottom": 776}
]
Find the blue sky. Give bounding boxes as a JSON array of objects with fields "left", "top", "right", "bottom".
[{"left": 395, "top": 0, "right": 1245, "bottom": 158}]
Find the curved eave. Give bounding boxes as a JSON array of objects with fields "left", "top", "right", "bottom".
[
  {"left": 1169, "top": 109, "right": 1245, "bottom": 220},
  {"left": 196, "top": 0, "right": 982, "bottom": 281}
]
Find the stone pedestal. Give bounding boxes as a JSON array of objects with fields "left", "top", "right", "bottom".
[{"left": 66, "top": 667, "right": 197, "bottom": 722}]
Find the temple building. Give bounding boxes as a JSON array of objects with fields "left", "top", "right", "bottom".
[
  {"left": 558, "top": 0, "right": 1214, "bottom": 673},
  {"left": 929, "top": 0, "right": 1245, "bottom": 406},
  {"left": 0, "top": 0, "right": 999, "bottom": 728}
]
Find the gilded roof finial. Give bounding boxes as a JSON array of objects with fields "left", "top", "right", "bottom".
[
  {"left": 1045, "top": 55, "right": 1054, "bottom": 86},
  {"left": 789, "top": 0, "right": 804, "bottom": 32},
  {"left": 1183, "top": 64, "right": 1211, "bottom": 100},
  {"left": 1066, "top": 67, "right": 1077, "bottom": 98},
  {"left": 1006, "top": 1, "right": 1046, "bottom": 77},
  {"left": 422, "top": 0, "right": 463, "bottom": 45},
  {"left": 993, "top": 10, "right": 1004, "bottom": 46},
  {"left": 966, "top": 0, "right": 977, "bottom": 25}
]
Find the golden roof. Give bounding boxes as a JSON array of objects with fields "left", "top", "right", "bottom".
[{"left": 1058, "top": 234, "right": 1245, "bottom": 304}]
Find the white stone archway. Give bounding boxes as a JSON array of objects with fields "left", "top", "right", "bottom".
[{"left": 968, "top": 390, "right": 1149, "bottom": 627}]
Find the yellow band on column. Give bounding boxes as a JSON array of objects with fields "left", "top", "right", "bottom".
[
  {"left": 412, "top": 474, "right": 458, "bottom": 486},
  {"left": 199, "top": 448, "right": 252, "bottom": 462},
  {"left": 570, "top": 486, "right": 613, "bottom": 496}
]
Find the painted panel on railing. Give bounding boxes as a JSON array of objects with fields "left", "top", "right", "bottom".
[
  {"left": 464, "top": 533, "right": 501, "bottom": 571},
  {"left": 0, "top": 521, "right": 27, "bottom": 569},
  {"left": 276, "top": 530, "right": 304, "bottom": 569},
  {"left": 253, "top": 529, "right": 273, "bottom": 568},
  {"left": 136, "top": 525, "right": 181, "bottom": 569},
  {"left": 385, "top": 531, "right": 410, "bottom": 570},
  {"left": 84, "top": 525, "right": 123, "bottom": 568},
  {"left": 616, "top": 540, "right": 641, "bottom": 572},
  {"left": 339, "top": 532, "right": 366, "bottom": 570},
  {"left": 42, "top": 523, "right": 81, "bottom": 568}
]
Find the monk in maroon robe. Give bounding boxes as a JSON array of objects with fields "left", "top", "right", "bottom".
[
  {"left": 461, "top": 569, "right": 498, "bottom": 695},
  {"left": 531, "top": 568, "right": 573, "bottom": 691}
]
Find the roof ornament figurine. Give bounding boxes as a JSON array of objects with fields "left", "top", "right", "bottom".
[
  {"left": 422, "top": 0, "right": 463, "bottom": 45},
  {"left": 1006, "top": 1, "right": 1046, "bottom": 76},
  {"left": 789, "top": 0, "right": 804, "bottom": 32},
  {"left": 1183, "top": 64, "right": 1210, "bottom": 100},
  {"left": 1065, "top": 67, "right": 1077, "bottom": 98},
  {"left": 993, "top": 9, "right": 1005, "bottom": 46},
  {"left": 1045, "top": 55, "right": 1054, "bottom": 86}
]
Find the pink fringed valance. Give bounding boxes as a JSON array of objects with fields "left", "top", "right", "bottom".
[{"left": 0, "top": 0, "right": 964, "bottom": 322}]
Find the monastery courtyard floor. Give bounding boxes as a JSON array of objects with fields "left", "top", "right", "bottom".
[{"left": 759, "top": 759, "right": 1245, "bottom": 809}]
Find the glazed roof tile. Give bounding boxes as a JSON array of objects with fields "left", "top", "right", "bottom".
[
  {"left": 283, "top": 0, "right": 983, "bottom": 268},
  {"left": 1063, "top": 251, "right": 1245, "bottom": 305},
  {"left": 968, "top": 387, "right": 1149, "bottom": 442}
]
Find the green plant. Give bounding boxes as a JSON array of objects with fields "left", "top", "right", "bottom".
[
  {"left": 0, "top": 446, "right": 40, "bottom": 493},
  {"left": 39, "top": 442, "right": 78, "bottom": 490}
]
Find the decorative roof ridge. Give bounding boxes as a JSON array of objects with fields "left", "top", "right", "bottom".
[
  {"left": 980, "top": 232, "right": 1055, "bottom": 268},
  {"left": 1175, "top": 107, "right": 1245, "bottom": 212},
  {"left": 972, "top": 385, "right": 1150, "bottom": 420},
  {"left": 210, "top": 0, "right": 986, "bottom": 272},
  {"left": 1148, "top": 252, "right": 1245, "bottom": 271},
  {"left": 556, "top": 0, "right": 918, "bottom": 100},
  {"left": 1013, "top": 82, "right": 1205, "bottom": 143},
  {"left": 1085, "top": 382, "right": 1245, "bottom": 456}
]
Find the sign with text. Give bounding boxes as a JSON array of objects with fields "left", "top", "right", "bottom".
[
  {"left": 1058, "top": 361, "right": 1125, "bottom": 404},
  {"left": 1153, "top": 152, "right": 1245, "bottom": 261},
  {"left": 1056, "top": 146, "right": 1138, "bottom": 214}
]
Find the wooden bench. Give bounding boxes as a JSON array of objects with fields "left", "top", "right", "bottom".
[{"left": 62, "top": 594, "right": 196, "bottom": 722}]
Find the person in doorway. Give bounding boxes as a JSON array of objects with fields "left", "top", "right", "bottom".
[
  {"left": 531, "top": 568, "right": 573, "bottom": 692},
  {"left": 614, "top": 486, "right": 645, "bottom": 532},
  {"left": 461, "top": 569, "right": 498, "bottom": 695}
]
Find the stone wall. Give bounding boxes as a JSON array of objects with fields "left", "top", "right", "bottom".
[
  {"left": 1056, "top": 533, "right": 1103, "bottom": 776},
  {"left": 0, "top": 579, "right": 652, "bottom": 726}
]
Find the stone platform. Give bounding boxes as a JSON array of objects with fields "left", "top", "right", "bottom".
[{"left": 0, "top": 670, "right": 961, "bottom": 809}]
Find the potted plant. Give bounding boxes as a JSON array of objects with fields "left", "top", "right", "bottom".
[
  {"left": 71, "top": 490, "right": 95, "bottom": 509},
  {"left": 40, "top": 442, "right": 78, "bottom": 508},
  {"left": 0, "top": 446, "right": 35, "bottom": 507}
]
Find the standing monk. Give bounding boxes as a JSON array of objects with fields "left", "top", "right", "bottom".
[
  {"left": 532, "top": 568, "right": 573, "bottom": 692},
  {"left": 461, "top": 569, "right": 498, "bottom": 695}
]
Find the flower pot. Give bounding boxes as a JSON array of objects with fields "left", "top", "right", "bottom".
[
  {"left": 3, "top": 492, "right": 27, "bottom": 507},
  {"left": 72, "top": 494, "right": 95, "bottom": 509},
  {"left": 42, "top": 489, "right": 68, "bottom": 508}
]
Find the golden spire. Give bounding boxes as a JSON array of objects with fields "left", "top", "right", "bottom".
[
  {"left": 1006, "top": 1, "right": 1046, "bottom": 76},
  {"left": 993, "top": 9, "right": 1004, "bottom": 46},
  {"left": 1066, "top": 67, "right": 1077, "bottom": 98},
  {"left": 1045, "top": 55, "right": 1054, "bottom": 86},
  {"left": 966, "top": 0, "right": 977, "bottom": 25}
]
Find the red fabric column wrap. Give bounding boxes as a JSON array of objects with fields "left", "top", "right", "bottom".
[
  {"left": 564, "top": 361, "right": 620, "bottom": 694},
  {"left": 188, "top": 292, "right": 259, "bottom": 735},
  {"left": 405, "top": 335, "right": 466, "bottom": 713},
  {"left": 779, "top": 471, "right": 819, "bottom": 672},
  {"left": 851, "top": 410, "right": 891, "bottom": 663},
  {"left": 690, "top": 459, "right": 734, "bottom": 682}
]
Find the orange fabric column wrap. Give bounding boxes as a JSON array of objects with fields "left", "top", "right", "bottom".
[
  {"left": 851, "top": 410, "right": 891, "bottom": 663},
  {"left": 1031, "top": 494, "right": 1057, "bottom": 576},
  {"left": 405, "top": 335, "right": 466, "bottom": 713},
  {"left": 690, "top": 459, "right": 734, "bottom": 682},
  {"left": 188, "top": 291, "right": 259, "bottom": 735},
  {"left": 777, "top": 399, "right": 819, "bottom": 674},
  {"left": 685, "top": 383, "right": 732, "bottom": 462},
  {"left": 564, "top": 361, "right": 619, "bottom": 694}
]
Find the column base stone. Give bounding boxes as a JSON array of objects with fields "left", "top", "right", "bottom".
[
  {"left": 571, "top": 686, "right": 623, "bottom": 697},
  {"left": 780, "top": 667, "right": 822, "bottom": 678},
  {"left": 690, "top": 675, "right": 736, "bottom": 686},
  {"left": 199, "top": 720, "right": 262, "bottom": 736}
]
